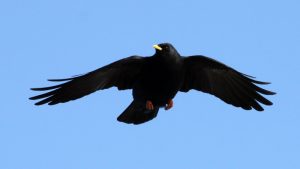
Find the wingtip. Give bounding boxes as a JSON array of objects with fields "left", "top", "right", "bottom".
[
  {"left": 30, "top": 88, "right": 39, "bottom": 91},
  {"left": 251, "top": 79, "right": 271, "bottom": 85},
  {"left": 240, "top": 73, "right": 273, "bottom": 85},
  {"left": 47, "top": 77, "right": 75, "bottom": 82},
  {"left": 31, "top": 87, "right": 48, "bottom": 91},
  {"left": 33, "top": 101, "right": 44, "bottom": 106},
  {"left": 269, "top": 91, "right": 276, "bottom": 95},
  {"left": 263, "top": 90, "right": 276, "bottom": 95},
  {"left": 241, "top": 73, "right": 256, "bottom": 78},
  {"left": 48, "top": 79, "right": 61, "bottom": 82}
]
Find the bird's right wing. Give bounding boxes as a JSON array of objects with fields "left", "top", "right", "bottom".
[
  {"left": 30, "top": 56, "right": 146, "bottom": 105},
  {"left": 180, "top": 55, "right": 275, "bottom": 111}
]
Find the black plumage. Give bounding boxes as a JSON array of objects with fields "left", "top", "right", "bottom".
[{"left": 30, "top": 43, "right": 275, "bottom": 124}]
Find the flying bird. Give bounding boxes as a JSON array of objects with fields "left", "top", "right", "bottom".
[{"left": 30, "top": 43, "right": 275, "bottom": 124}]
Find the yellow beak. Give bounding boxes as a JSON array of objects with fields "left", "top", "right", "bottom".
[{"left": 153, "top": 44, "right": 162, "bottom": 51}]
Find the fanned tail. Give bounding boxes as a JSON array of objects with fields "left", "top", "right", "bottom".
[{"left": 117, "top": 101, "right": 159, "bottom": 125}]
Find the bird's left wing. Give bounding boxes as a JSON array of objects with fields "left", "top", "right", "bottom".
[
  {"left": 180, "top": 55, "right": 275, "bottom": 111},
  {"left": 30, "top": 56, "right": 145, "bottom": 105}
]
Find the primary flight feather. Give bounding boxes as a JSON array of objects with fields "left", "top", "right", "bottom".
[{"left": 30, "top": 43, "right": 275, "bottom": 124}]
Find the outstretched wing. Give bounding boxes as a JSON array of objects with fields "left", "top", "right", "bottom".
[
  {"left": 180, "top": 55, "right": 275, "bottom": 111},
  {"left": 30, "top": 56, "right": 145, "bottom": 105}
]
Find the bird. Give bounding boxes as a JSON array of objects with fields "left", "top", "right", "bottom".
[{"left": 30, "top": 43, "right": 275, "bottom": 125}]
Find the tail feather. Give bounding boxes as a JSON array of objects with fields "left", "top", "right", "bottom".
[{"left": 117, "top": 101, "right": 159, "bottom": 125}]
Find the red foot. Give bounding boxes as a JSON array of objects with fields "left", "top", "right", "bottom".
[
  {"left": 165, "top": 99, "right": 173, "bottom": 110},
  {"left": 146, "top": 100, "right": 154, "bottom": 110}
]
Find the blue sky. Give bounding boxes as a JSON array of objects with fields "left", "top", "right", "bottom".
[{"left": 1, "top": 0, "right": 299, "bottom": 168}]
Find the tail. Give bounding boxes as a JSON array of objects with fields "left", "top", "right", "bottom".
[{"left": 117, "top": 100, "right": 159, "bottom": 125}]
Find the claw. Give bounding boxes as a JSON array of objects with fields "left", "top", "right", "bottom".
[
  {"left": 165, "top": 99, "right": 173, "bottom": 110},
  {"left": 146, "top": 100, "right": 154, "bottom": 110}
]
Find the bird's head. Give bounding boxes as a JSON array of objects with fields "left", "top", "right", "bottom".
[{"left": 153, "top": 43, "right": 180, "bottom": 59}]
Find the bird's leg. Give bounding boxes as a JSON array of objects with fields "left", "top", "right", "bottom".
[
  {"left": 146, "top": 100, "right": 154, "bottom": 110},
  {"left": 165, "top": 99, "right": 173, "bottom": 110}
]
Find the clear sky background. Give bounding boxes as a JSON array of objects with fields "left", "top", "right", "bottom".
[{"left": 1, "top": 0, "right": 299, "bottom": 169}]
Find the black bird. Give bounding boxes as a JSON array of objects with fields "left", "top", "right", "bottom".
[{"left": 30, "top": 43, "right": 275, "bottom": 124}]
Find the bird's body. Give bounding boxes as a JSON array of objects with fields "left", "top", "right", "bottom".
[
  {"left": 133, "top": 48, "right": 184, "bottom": 107},
  {"left": 30, "top": 43, "right": 276, "bottom": 125}
]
